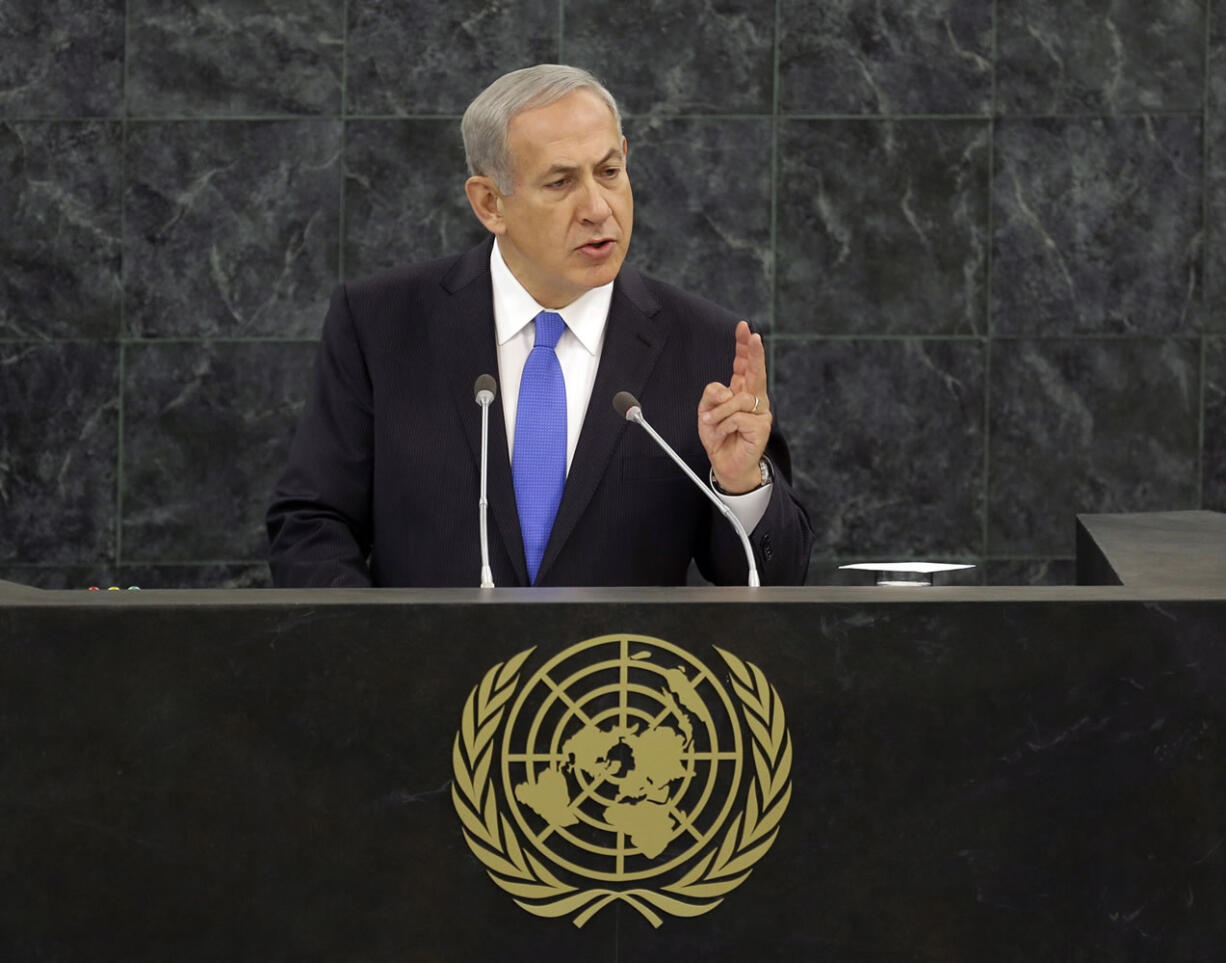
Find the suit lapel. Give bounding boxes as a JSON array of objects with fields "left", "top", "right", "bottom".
[
  {"left": 536, "top": 266, "right": 667, "bottom": 582},
  {"left": 437, "top": 241, "right": 528, "bottom": 586}
]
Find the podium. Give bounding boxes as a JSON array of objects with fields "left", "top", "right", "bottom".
[{"left": 1, "top": 512, "right": 1224, "bottom": 961}]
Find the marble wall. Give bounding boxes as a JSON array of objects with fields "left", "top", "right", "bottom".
[{"left": 1, "top": 0, "right": 1222, "bottom": 588}]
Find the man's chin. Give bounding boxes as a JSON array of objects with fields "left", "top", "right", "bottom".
[{"left": 576, "top": 253, "right": 625, "bottom": 289}]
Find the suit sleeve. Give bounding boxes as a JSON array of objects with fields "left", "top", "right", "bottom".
[{"left": 266, "top": 283, "right": 375, "bottom": 587}]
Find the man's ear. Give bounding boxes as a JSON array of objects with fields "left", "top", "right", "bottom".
[{"left": 465, "top": 176, "right": 506, "bottom": 235}]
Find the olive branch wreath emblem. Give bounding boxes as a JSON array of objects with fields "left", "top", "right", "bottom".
[{"left": 450, "top": 643, "right": 793, "bottom": 928}]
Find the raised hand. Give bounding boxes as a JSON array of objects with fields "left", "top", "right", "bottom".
[{"left": 697, "top": 321, "right": 772, "bottom": 494}]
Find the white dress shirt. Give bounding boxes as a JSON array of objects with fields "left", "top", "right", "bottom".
[{"left": 489, "top": 240, "right": 771, "bottom": 533}]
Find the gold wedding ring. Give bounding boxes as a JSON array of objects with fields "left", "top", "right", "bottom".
[{"left": 752, "top": 394, "right": 761, "bottom": 414}]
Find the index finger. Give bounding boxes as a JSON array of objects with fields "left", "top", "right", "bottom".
[{"left": 735, "top": 321, "right": 768, "bottom": 397}]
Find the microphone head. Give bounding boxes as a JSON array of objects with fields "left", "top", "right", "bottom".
[
  {"left": 473, "top": 373, "right": 497, "bottom": 405},
  {"left": 612, "top": 391, "right": 641, "bottom": 420}
]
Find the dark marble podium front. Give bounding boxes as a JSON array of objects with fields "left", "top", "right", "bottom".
[{"left": 1, "top": 513, "right": 1224, "bottom": 961}]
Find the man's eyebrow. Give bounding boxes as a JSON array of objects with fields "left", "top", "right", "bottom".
[{"left": 541, "top": 149, "right": 625, "bottom": 177}]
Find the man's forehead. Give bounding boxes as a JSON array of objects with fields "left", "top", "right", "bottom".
[{"left": 507, "top": 91, "right": 621, "bottom": 156}]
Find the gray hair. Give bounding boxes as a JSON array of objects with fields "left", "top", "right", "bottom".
[{"left": 462, "top": 64, "right": 623, "bottom": 195}]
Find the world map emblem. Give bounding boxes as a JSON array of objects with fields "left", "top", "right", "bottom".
[{"left": 451, "top": 634, "right": 793, "bottom": 927}]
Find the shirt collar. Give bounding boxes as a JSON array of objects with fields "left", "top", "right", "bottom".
[{"left": 489, "top": 239, "right": 612, "bottom": 356}]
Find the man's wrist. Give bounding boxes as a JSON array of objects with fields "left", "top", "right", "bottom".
[{"left": 711, "top": 457, "right": 772, "bottom": 495}]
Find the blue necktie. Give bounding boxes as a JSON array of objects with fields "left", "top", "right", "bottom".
[{"left": 513, "top": 311, "right": 567, "bottom": 585}]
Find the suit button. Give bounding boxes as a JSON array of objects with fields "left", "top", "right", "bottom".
[{"left": 761, "top": 533, "right": 773, "bottom": 560}]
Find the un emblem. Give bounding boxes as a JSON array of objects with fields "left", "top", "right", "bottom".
[{"left": 451, "top": 634, "right": 792, "bottom": 927}]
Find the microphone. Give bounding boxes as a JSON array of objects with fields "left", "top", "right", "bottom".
[
  {"left": 612, "top": 391, "right": 761, "bottom": 588},
  {"left": 474, "top": 374, "right": 498, "bottom": 588}
]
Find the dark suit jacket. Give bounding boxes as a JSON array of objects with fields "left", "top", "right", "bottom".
[{"left": 267, "top": 240, "right": 813, "bottom": 587}]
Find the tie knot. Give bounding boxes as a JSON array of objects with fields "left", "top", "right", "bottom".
[{"left": 533, "top": 311, "right": 566, "bottom": 350}]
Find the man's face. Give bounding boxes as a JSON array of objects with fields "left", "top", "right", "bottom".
[{"left": 494, "top": 89, "right": 633, "bottom": 309}]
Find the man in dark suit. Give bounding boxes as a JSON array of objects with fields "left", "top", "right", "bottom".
[{"left": 267, "top": 65, "right": 812, "bottom": 587}]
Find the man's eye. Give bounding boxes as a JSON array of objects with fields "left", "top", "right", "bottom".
[
  {"left": 546, "top": 177, "right": 568, "bottom": 189},
  {"left": 601, "top": 167, "right": 621, "bottom": 178}
]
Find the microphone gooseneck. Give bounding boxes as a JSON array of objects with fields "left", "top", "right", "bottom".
[
  {"left": 474, "top": 374, "right": 498, "bottom": 588},
  {"left": 611, "top": 392, "right": 761, "bottom": 588}
]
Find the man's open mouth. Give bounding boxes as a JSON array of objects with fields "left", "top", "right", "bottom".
[{"left": 580, "top": 239, "right": 615, "bottom": 254}]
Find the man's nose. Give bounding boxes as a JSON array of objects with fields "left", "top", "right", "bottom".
[{"left": 577, "top": 178, "right": 612, "bottom": 222}]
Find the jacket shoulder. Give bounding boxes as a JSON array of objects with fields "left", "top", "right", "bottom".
[{"left": 341, "top": 248, "right": 476, "bottom": 308}]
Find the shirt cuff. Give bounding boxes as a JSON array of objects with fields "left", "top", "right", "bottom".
[{"left": 708, "top": 467, "right": 772, "bottom": 534}]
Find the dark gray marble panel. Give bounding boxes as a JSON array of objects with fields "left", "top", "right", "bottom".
[
  {"left": 0, "top": 567, "right": 105, "bottom": 590},
  {"left": 997, "top": 0, "right": 1205, "bottom": 115},
  {"left": 1206, "top": 337, "right": 1226, "bottom": 511},
  {"left": 1206, "top": 0, "right": 1226, "bottom": 330},
  {"left": 773, "top": 338, "right": 986, "bottom": 558},
  {"left": 624, "top": 117, "right": 771, "bottom": 323},
  {"left": 343, "top": 119, "right": 486, "bottom": 279},
  {"left": 563, "top": 0, "right": 774, "bottom": 114},
  {"left": 0, "top": 0, "right": 124, "bottom": 117},
  {"left": 121, "top": 341, "right": 316, "bottom": 560},
  {"left": 346, "top": 0, "right": 557, "bottom": 115},
  {"left": 125, "top": 120, "right": 340, "bottom": 338},
  {"left": 126, "top": 0, "right": 344, "bottom": 117},
  {"left": 117, "top": 563, "right": 271, "bottom": 588},
  {"left": 0, "top": 122, "right": 122, "bottom": 339},
  {"left": 983, "top": 557, "right": 1077, "bottom": 586},
  {"left": 776, "top": 119, "right": 988, "bottom": 335},
  {"left": 778, "top": 0, "right": 992, "bottom": 115},
  {"left": 992, "top": 117, "right": 1202, "bottom": 335},
  {"left": 988, "top": 339, "right": 1201, "bottom": 556},
  {"left": 0, "top": 343, "right": 118, "bottom": 564}
]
